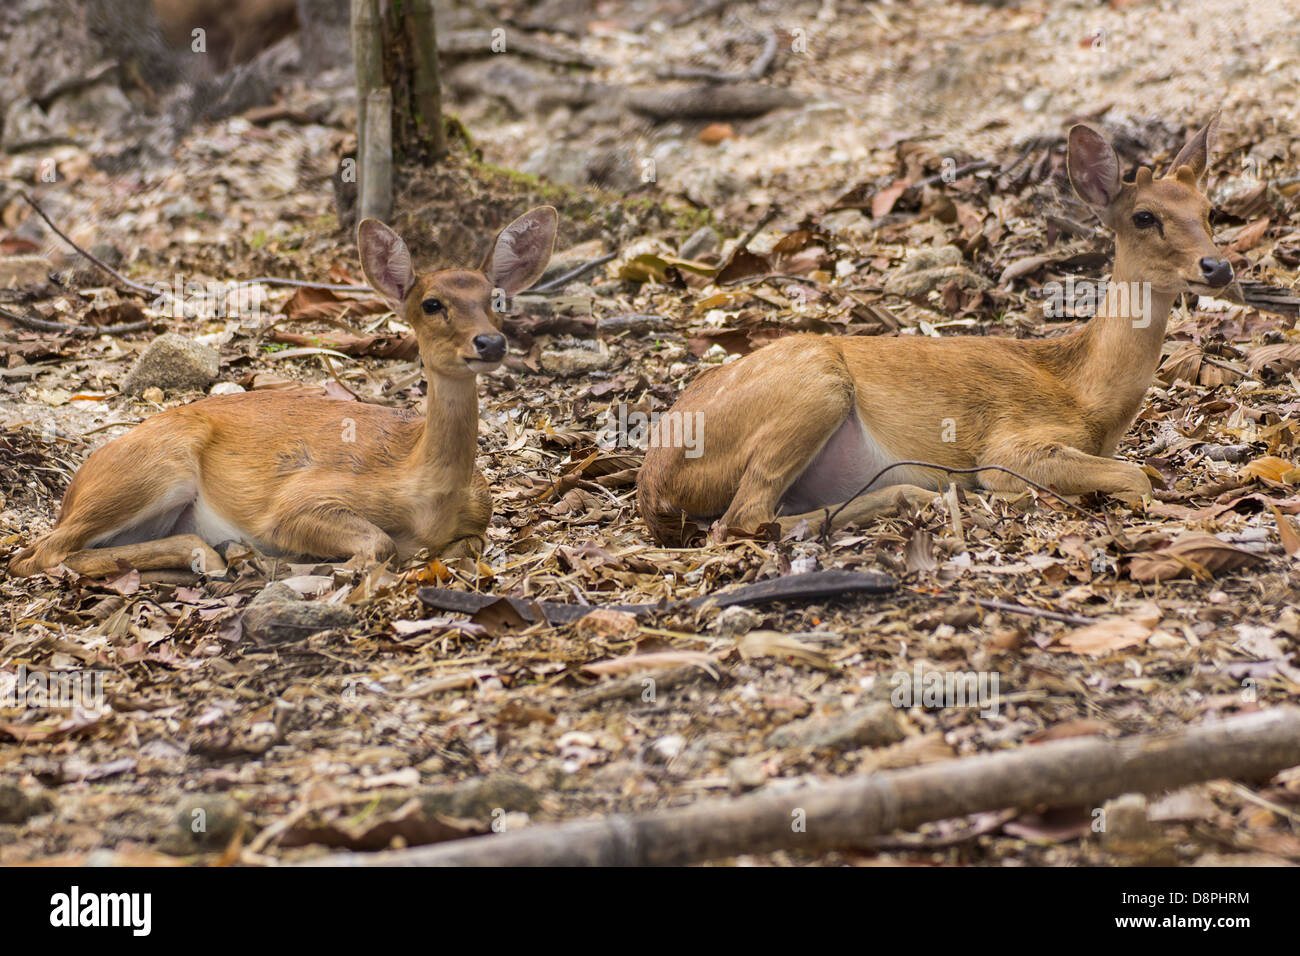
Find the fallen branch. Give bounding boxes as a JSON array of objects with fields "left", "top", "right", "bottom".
[
  {"left": 304, "top": 706, "right": 1300, "bottom": 866},
  {"left": 438, "top": 29, "right": 610, "bottom": 69},
  {"left": 418, "top": 568, "right": 896, "bottom": 625},
  {"left": 0, "top": 304, "right": 150, "bottom": 337}
]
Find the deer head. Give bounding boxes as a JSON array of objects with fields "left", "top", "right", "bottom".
[
  {"left": 1067, "top": 114, "right": 1231, "bottom": 296},
  {"left": 357, "top": 207, "right": 558, "bottom": 377}
]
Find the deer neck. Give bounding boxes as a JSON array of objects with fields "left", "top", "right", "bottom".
[
  {"left": 412, "top": 366, "right": 480, "bottom": 491},
  {"left": 1065, "top": 260, "right": 1177, "bottom": 439}
]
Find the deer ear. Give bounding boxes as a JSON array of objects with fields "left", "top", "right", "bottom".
[
  {"left": 1067, "top": 124, "right": 1122, "bottom": 209},
  {"left": 357, "top": 218, "right": 414, "bottom": 304},
  {"left": 1166, "top": 111, "right": 1219, "bottom": 185},
  {"left": 484, "top": 206, "right": 558, "bottom": 296}
]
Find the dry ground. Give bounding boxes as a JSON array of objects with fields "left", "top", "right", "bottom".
[{"left": 1, "top": 0, "right": 1299, "bottom": 865}]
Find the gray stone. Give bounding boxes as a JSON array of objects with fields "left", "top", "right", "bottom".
[
  {"left": 766, "top": 700, "right": 905, "bottom": 752},
  {"left": 0, "top": 783, "right": 53, "bottom": 823},
  {"left": 121, "top": 333, "right": 220, "bottom": 395},
  {"left": 885, "top": 264, "right": 990, "bottom": 298},
  {"left": 170, "top": 794, "right": 244, "bottom": 851},
  {"left": 241, "top": 600, "right": 355, "bottom": 645},
  {"left": 902, "top": 245, "right": 964, "bottom": 273},
  {"left": 540, "top": 342, "right": 612, "bottom": 377},
  {"left": 46, "top": 83, "right": 132, "bottom": 131},
  {"left": 677, "top": 166, "right": 744, "bottom": 208},
  {"left": 680, "top": 225, "right": 721, "bottom": 260},
  {"left": 727, "top": 755, "right": 767, "bottom": 792}
]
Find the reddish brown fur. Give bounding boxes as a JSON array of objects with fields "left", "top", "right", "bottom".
[
  {"left": 9, "top": 209, "right": 557, "bottom": 576},
  {"left": 638, "top": 118, "right": 1230, "bottom": 545}
]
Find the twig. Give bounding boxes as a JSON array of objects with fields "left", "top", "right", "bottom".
[
  {"left": 824, "top": 460, "right": 1101, "bottom": 536},
  {"left": 915, "top": 589, "right": 1096, "bottom": 628},
  {"left": 0, "top": 304, "right": 149, "bottom": 336},
  {"left": 19, "top": 192, "right": 155, "bottom": 296},
  {"left": 531, "top": 252, "right": 618, "bottom": 295},
  {"left": 232, "top": 277, "right": 373, "bottom": 293}
]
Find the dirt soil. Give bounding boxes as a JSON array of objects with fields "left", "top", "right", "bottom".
[{"left": 1, "top": 0, "right": 1299, "bottom": 865}]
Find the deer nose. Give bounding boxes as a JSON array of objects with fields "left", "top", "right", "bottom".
[
  {"left": 473, "top": 333, "right": 506, "bottom": 362},
  {"left": 1199, "top": 257, "right": 1233, "bottom": 288}
]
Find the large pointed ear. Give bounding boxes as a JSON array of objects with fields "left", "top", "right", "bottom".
[
  {"left": 483, "top": 206, "right": 557, "bottom": 296},
  {"left": 356, "top": 218, "right": 415, "bottom": 305},
  {"left": 1166, "top": 111, "right": 1219, "bottom": 185},
  {"left": 1067, "top": 124, "right": 1122, "bottom": 209}
]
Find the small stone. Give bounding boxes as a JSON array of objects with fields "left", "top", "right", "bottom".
[
  {"left": 0, "top": 783, "right": 54, "bottom": 823},
  {"left": 712, "top": 605, "right": 761, "bottom": 637},
  {"left": 540, "top": 342, "right": 612, "bottom": 377},
  {"left": 121, "top": 333, "right": 219, "bottom": 396},
  {"left": 902, "top": 245, "right": 963, "bottom": 273},
  {"left": 574, "top": 608, "right": 640, "bottom": 638},
  {"left": 241, "top": 600, "right": 355, "bottom": 644},
  {"left": 209, "top": 381, "right": 245, "bottom": 396},
  {"left": 727, "top": 756, "right": 767, "bottom": 792},
  {"left": 766, "top": 700, "right": 905, "bottom": 752},
  {"left": 171, "top": 794, "right": 244, "bottom": 851},
  {"left": 537, "top": 239, "right": 608, "bottom": 288},
  {"left": 680, "top": 225, "right": 721, "bottom": 260},
  {"left": 677, "top": 166, "right": 744, "bottom": 208},
  {"left": 885, "top": 264, "right": 990, "bottom": 298}
]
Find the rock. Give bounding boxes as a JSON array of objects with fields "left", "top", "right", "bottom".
[
  {"left": 141, "top": 387, "right": 164, "bottom": 404},
  {"left": 0, "top": 255, "right": 53, "bottom": 287},
  {"left": 209, "top": 381, "right": 245, "bottom": 396},
  {"left": 598, "top": 313, "right": 669, "bottom": 335},
  {"left": 766, "top": 700, "right": 905, "bottom": 752},
  {"left": 712, "top": 605, "right": 761, "bottom": 637},
  {"left": 574, "top": 608, "right": 640, "bottom": 638},
  {"left": 521, "top": 140, "right": 590, "bottom": 189},
  {"left": 680, "top": 225, "right": 721, "bottom": 260},
  {"left": 241, "top": 599, "right": 355, "bottom": 644},
  {"left": 727, "top": 755, "right": 767, "bottom": 792},
  {"left": 0, "top": 783, "right": 53, "bottom": 823},
  {"left": 885, "top": 264, "right": 990, "bottom": 298},
  {"left": 676, "top": 166, "right": 744, "bottom": 208},
  {"left": 902, "top": 245, "right": 964, "bottom": 273},
  {"left": 248, "top": 581, "right": 301, "bottom": 607},
  {"left": 170, "top": 794, "right": 244, "bottom": 851},
  {"left": 540, "top": 341, "right": 613, "bottom": 376},
  {"left": 418, "top": 774, "right": 539, "bottom": 821},
  {"left": 121, "top": 333, "right": 219, "bottom": 396},
  {"left": 46, "top": 83, "right": 132, "bottom": 132}
]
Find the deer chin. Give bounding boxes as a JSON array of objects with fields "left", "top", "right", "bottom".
[
  {"left": 464, "top": 358, "right": 502, "bottom": 374},
  {"left": 1184, "top": 278, "right": 1232, "bottom": 297}
]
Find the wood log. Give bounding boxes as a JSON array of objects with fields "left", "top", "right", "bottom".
[{"left": 303, "top": 707, "right": 1300, "bottom": 866}]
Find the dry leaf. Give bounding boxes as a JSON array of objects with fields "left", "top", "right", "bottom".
[
  {"left": 1055, "top": 603, "right": 1161, "bottom": 655},
  {"left": 1128, "top": 534, "right": 1267, "bottom": 583}
]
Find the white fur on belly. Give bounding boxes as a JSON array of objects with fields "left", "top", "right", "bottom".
[{"left": 779, "top": 411, "right": 932, "bottom": 514}]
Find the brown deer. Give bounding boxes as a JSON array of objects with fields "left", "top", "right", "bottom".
[
  {"left": 638, "top": 116, "right": 1231, "bottom": 546},
  {"left": 9, "top": 208, "right": 558, "bottom": 577}
]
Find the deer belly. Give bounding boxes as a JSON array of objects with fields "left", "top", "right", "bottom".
[{"left": 778, "top": 411, "right": 904, "bottom": 514}]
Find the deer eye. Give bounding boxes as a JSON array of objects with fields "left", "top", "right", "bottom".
[
  {"left": 1132, "top": 211, "right": 1159, "bottom": 230},
  {"left": 421, "top": 298, "right": 444, "bottom": 315}
]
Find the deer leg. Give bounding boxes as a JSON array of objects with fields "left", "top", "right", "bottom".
[
  {"left": 775, "top": 484, "right": 939, "bottom": 537},
  {"left": 268, "top": 509, "right": 397, "bottom": 567},
  {"left": 59, "top": 535, "right": 227, "bottom": 576},
  {"left": 979, "top": 437, "right": 1152, "bottom": 504}
]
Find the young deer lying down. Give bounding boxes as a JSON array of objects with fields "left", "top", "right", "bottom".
[
  {"left": 9, "top": 207, "right": 558, "bottom": 576},
  {"left": 638, "top": 116, "right": 1232, "bottom": 546}
]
